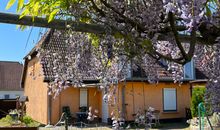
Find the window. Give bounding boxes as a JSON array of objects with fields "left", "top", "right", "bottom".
[
  {"left": 126, "top": 63, "right": 132, "bottom": 78},
  {"left": 184, "top": 60, "right": 194, "bottom": 79},
  {"left": 80, "top": 88, "right": 88, "bottom": 107},
  {"left": 132, "top": 66, "right": 146, "bottom": 78},
  {"left": 163, "top": 88, "right": 177, "bottom": 111},
  {"left": 4, "top": 94, "right": 10, "bottom": 99}
]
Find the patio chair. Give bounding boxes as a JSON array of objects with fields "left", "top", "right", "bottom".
[
  {"left": 79, "top": 106, "right": 88, "bottom": 112},
  {"left": 62, "top": 106, "right": 75, "bottom": 125},
  {"left": 151, "top": 110, "right": 160, "bottom": 126}
]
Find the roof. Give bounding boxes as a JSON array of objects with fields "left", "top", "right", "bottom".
[
  {"left": 0, "top": 61, "right": 23, "bottom": 91},
  {"left": 21, "top": 29, "right": 207, "bottom": 85},
  {"left": 195, "top": 68, "right": 208, "bottom": 80},
  {"left": 40, "top": 30, "right": 69, "bottom": 81}
]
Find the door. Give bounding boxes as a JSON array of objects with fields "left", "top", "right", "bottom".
[{"left": 102, "top": 91, "right": 108, "bottom": 123}]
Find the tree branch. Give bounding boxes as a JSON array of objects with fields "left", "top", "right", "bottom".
[
  {"left": 169, "top": 12, "right": 188, "bottom": 60},
  {"left": 187, "top": 27, "right": 196, "bottom": 60},
  {"left": 0, "top": 12, "right": 107, "bottom": 34},
  {"left": 89, "top": 0, "right": 106, "bottom": 17},
  {"left": 99, "top": 0, "right": 145, "bottom": 32}
]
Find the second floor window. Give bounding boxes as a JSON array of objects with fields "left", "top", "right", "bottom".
[{"left": 184, "top": 60, "right": 194, "bottom": 79}]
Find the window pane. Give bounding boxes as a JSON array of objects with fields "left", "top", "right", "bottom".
[
  {"left": 80, "top": 88, "right": 88, "bottom": 107},
  {"left": 163, "top": 88, "right": 177, "bottom": 111},
  {"left": 184, "top": 60, "right": 194, "bottom": 79}
]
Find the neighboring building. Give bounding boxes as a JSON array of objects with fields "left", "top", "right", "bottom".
[
  {"left": 0, "top": 61, "right": 23, "bottom": 118},
  {"left": 0, "top": 61, "right": 23, "bottom": 99},
  {"left": 21, "top": 30, "right": 203, "bottom": 125}
]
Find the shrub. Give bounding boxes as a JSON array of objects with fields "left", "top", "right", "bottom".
[
  {"left": 191, "top": 87, "right": 206, "bottom": 117},
  {"left": 0, "top": 115, "right": 13, "bottom": 127},
  {"left": 0, "top": 115, "right": 40, "bottom": 127},
  {"left": 22, "top": 115, "right": 40, "bottom": 127}
]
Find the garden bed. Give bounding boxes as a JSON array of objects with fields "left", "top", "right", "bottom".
[{"left": 0, "top": 127, "right": 38, "bottom": 130}]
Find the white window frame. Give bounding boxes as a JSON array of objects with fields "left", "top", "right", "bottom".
[
  {"left": 184, "top": 60, "right": 195, "bottom": 80},
  {"left": 163, "top": 88, "right": 177, "bottom": 112}
]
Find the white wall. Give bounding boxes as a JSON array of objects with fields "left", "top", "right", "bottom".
[{"left": 0, "top": 91, "right": 24, "bottom": 99}]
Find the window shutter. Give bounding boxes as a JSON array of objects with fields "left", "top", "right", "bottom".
[
  {"left": 80, "top": 88, "right": 88, "bottom": 107},
  {"left": 163, "top": 88, "right": 177, "bottom": 111}
]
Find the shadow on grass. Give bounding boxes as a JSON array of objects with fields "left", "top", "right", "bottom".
[
  {"left": 151, "top": 122, "right": 190, "bottom": 129},
  {"left": 126, "top": 121, "right": 190, "bottom": 130}
]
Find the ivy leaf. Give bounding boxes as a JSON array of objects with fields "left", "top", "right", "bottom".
[
  {"left": 17, "top": 0, "right": 24, "bottom": 12},
  {"left": 48, "top": 9, "right": 60, "bottom": 23},
  {"left": 6, "top": 0, "right": 16, "bottom": 10}
]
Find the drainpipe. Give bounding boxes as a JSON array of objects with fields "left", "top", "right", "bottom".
[
  {"left": 121, "top": 80, "right": 126, "bottom": 119},
  {"left": 45, "top": 89, "right": 53, "bottom": 128}
]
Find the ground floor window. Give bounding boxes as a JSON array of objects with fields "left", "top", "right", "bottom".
[
  {"left": 80, "top": 88, "right": 88, "bottom": 107},
  {"left": 163, "top": 88, "right": 177, "bottom": 112}
]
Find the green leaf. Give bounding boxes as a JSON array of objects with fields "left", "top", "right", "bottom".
[
  {"left": 19, "top": 9, "right": 29, "bottom": 19},
  {"left": 206, "top": 6, "right": 212, "bottom": 17},
  {"left": 17, "top": 25, "right": 28, "bottom": 31},
  {"left": 141, "top": 39, "right": 153, "bottom": 52},
  {"left": 142, "top": 39, "right": 152, "bottom": 47},
  {"left": 88, "top": 33, "right": 100, "bottom": 48},
  {"left": 17, "top": 0, "right": 24, "bottom": 12},
  {"left": 6, "top": 0, "right": 16, "bottom": 10},
  {"left": 107, "top": 60, "right": 112, "bottom": 67},
  {"left": 48, "top": 9, "right": 60, "bottom": 22},
  {"left": 114, "top": 32, "right": 124, "bottom": 39}
]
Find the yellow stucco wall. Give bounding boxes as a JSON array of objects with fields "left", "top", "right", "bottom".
[
  {"left": 51, "top": 87, "right": 102, "bottom": 124},
  {"left": 23, "top": 57, "right": 49, "bottom": 124},
  {"left": 109, "top": 82, "right": 191, "bottom": 121},
  {"left": 23, "top": 57, "right": 191, "bottom": 123}
]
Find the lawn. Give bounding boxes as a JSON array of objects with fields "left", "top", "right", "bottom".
[
  {"left": 39, "top": 122, "right": 190, "bottom": 130},
  {"left": 151, "top": 122, "right": 190, "bottom": 130}
]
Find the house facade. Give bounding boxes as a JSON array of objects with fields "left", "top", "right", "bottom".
[
  {"left": 0, "top": 61, "right": 23, "bottom": 99},
  {"left": 21, "top": 30, "right": 201, "bottom": 125}
]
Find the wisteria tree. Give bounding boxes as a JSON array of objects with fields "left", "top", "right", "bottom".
[{"left": 6, "top": 0, "right": 220, "bottom": 119}]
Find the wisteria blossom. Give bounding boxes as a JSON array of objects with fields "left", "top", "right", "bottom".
[{"left": 16, "top": 0, "right": 220, "bottom": 117}]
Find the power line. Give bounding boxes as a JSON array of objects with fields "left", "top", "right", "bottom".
[{"left": 24, "top": 26, "right": 33, "bottom": 51}]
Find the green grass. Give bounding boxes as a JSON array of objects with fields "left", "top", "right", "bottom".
[
  {"left": 0, "top": 121, "right": 11, "bottom": 127},
  {"left": 123, "top": 121, "right": 190, "bottom": 130},
  {"left": 0, "top": 115, "right": 40, "bottom": 127}
]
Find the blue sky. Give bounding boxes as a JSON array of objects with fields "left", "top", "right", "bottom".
[{"left": 0, "top": 1, "right": 46, "bottom": 63}]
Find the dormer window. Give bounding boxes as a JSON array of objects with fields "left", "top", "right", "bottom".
[
  {"left": 184, "top": 60, "right": 195, "bottom": 80},
  {"left": 132, "top": 65, "right": 146, "bottom": 78}
]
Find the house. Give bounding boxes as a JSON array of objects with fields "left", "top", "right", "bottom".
[
  {"left": 0, "top": 61, "right": 23, "bottom": 118},
  {"left": 21, "top": 29, "right": 203, "bottom": 125},
  {"left": 0, "top": 61, "right": 23, "bottom": 99}
]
